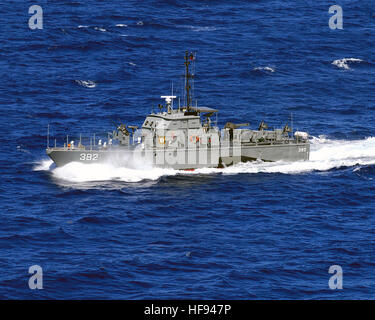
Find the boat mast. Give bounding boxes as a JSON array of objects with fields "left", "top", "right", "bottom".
[
  {"left": 47, "top": 124, "right": 50, "bottom": 149},
  {"left": 184, "top": 51, "right": 194, "bottom": 111}
]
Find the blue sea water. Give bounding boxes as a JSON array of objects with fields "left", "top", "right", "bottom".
[{"left": 1, "top": 0, "right": 375, "bottom": 299}]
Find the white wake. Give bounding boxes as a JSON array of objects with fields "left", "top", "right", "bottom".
[{"left": 33, "top": 137, "right": 375, "bottom": 183}]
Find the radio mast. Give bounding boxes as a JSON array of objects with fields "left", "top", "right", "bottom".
[{"left": 184, "top": 51, "right": 195, "bottom": 110}]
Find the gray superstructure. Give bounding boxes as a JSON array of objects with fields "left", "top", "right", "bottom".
[{"left": 47, "top": 52, "right": 310, "bottom": 169}]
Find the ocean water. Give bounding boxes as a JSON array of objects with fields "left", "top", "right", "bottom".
[{"left": 1, "top": 0, "right": 375, "bottom": 299}]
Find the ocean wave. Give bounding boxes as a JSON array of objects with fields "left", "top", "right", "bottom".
[
  {"left": 191, "top": 26, "right": 217, "bottom": 32},
  {"left": 353, "top": 164, "right": 375, "bottom": 180},
  {"left": 179, "top": 25, "right": 217, "bottom": 32},
  {"left": 253, "top": 66, "right": 275, "bottom": 73},
  {"left": 94, "top": 27, "right": 107, "bottom": 32},
  {"left": 33, "top": 159, "right": 54, "bottom": 171},
  {"left": 34, "top": 137, "right": 375, "bottom": 185},
  {"left": 16, "top": 146, "right": 31, "bottom": 155},
  {"left": 332, "top": 58, "right": 363, "bottom": 70},
  {"left": 75, "top": 80, "right": 96, "bottom": 88}
]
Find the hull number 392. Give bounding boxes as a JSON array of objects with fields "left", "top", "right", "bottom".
[{"left": 80, "top": 153, "right": 99, "bottom": 161}]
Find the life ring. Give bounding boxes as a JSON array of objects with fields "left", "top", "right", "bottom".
[{"left": 158, "top": 136, "right": 165, "bottom": 144}]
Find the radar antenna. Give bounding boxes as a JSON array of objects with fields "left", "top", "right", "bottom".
[{"left": 161, "top": 96, "right": 176, "bottom": 113}]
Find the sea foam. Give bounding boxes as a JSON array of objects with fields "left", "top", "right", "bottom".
[{"left": 332, "top": 58, "right": 363, "bottom": 70}]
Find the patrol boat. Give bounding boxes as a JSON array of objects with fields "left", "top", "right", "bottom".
[{"left": 46, "top": 52, "right": 310, "bottom": 169}]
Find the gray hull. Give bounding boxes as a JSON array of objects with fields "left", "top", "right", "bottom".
[
  {"left": 47, "top": 142, "right": 310, "bottom": 169},
  {"left": 221, "top": 142, "right": 309, "bottom": 165}
]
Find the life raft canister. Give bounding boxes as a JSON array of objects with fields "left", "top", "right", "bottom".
[{"left": 190, "top": 136, "right": 200, "bottom": 143}]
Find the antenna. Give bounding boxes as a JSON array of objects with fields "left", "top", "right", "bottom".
[
  {"left": 184, "top": 51, "right": 195, "bottom": 110},
  {"left": 291, "top": 113, "right": 294, "bottom": 135},
  {"left": 192, "top": 51, "right": 196, "bottom": 102},
  {"left": 171, "top": 82, "right": 174, "bottom": 109},
  {"left": 47, "top": 124, "right": 50, "bottom": 149},
  {"left": 181, "top": 74, "right": 184, "bottom": 107}
]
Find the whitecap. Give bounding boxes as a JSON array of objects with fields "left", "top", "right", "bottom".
[
  {"left": 191, "top": 26, "right": 216, "bottom": 32},
  {"left": 116, "top": 24, "right": 128, "bottom": 27},
  {"left": 75, "top": 80, "right": 96, "bottom": 88},
  {"left": 253, "top": 66, "right": 275, "bottom": 73},
  {"left": 17, "top": 146, "right": 31, "bottom": 154},
  {"left": 332, "top": 58, "right": 363, "bottom": 70},
  {"left": 94, "top": 27, "right": 107, "bottom": 32}
]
